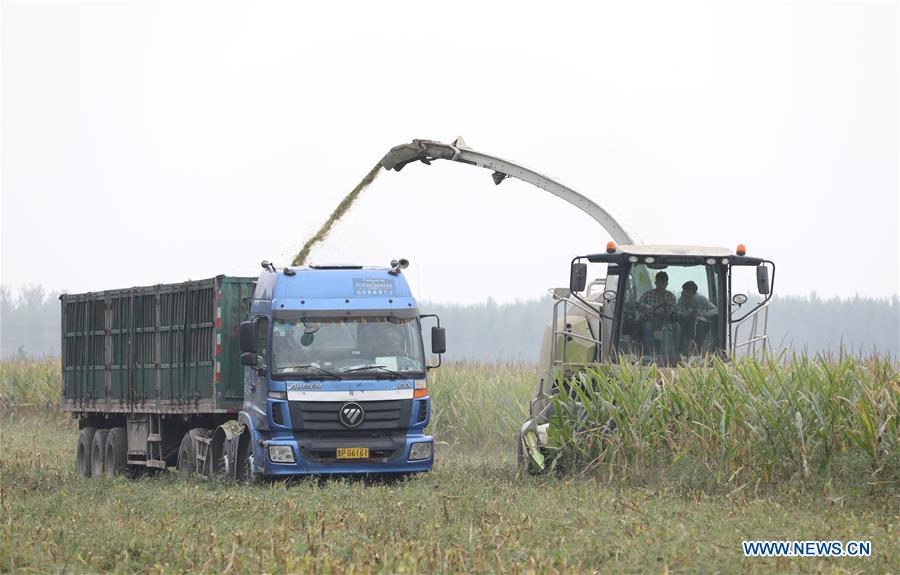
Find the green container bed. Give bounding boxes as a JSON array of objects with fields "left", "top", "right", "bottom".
[{"left": 61, "top": 276, "right": 255, "bottom": 414}]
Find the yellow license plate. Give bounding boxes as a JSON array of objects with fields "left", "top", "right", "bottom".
[{"left": 336, "top": 447, "right": 369, "bottom": 459}]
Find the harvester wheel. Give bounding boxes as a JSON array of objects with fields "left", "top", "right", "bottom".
[
  {"left": 76, "top": 427, "right": 97, "bottom": 479},
  {"left": 517, "top": 436, "right": 528, "bottom": 474},
  {"left": 104, "top": 427, "right": 127, "bottom": 477},
  {"left": 90, "top": 429, "right": 109, "bottom": 477},
  {"left": 518, "top": 429, "right": 545, "bottom": 476}
]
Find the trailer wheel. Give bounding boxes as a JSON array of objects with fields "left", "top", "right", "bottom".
[
  {"left": 76, "top": 427, "right": 97, "bottom": 479},
  {"left": 177, "top": 428, "right": 208, "bottom": 478},
  {"left": 104, "top": 427, "right": 127, "bottom": 477},
  {"left": 90, "top": 429, "right": 109, "bottom": 477}
]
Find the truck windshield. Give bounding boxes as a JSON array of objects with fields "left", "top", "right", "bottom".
[
  {"left": 614, "top": 262, "right": 725, "bottom": 365},
  {"left": 271, "top": 316, "right": 425, "bottom": 377}
]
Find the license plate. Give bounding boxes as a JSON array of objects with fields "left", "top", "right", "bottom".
[{"left": 336, "top": 447, "right": 369, "bottom": 459}]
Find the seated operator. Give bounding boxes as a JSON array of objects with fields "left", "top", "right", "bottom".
[
  {"left": 638, "top": 271, "right": 680, "bottom": 354},
  {"left": 677, "top": 281, "right": 717, "bottom": 354},
  {"left": 272, "top": 323, "right": 310, "bottom": 370},
  {"left": 357, "top": 323, "right": 408, "bottom": 361}
]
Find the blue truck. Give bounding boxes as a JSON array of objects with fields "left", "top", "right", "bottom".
[{"left": 63, "top": 259, "right": 445, "bottom": 480}]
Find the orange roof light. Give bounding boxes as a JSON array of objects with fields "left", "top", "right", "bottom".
[
  {"left": 606, "top": 241, "right": 617, "bottom": 254},
  {"left": 736, "top": 244, "right": 746, "bottom": 256}
]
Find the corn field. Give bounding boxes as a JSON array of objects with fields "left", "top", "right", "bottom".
[
  {"left": 427, "top": 361, "right": 534, "bottom": 451},
  {"left": 3, "top": 355, "right": 898, "bottom": 488},
  {"left": 0, "top": 357, "right": 59, "bottom": 411},
  {"left": 546, "top": 353, "right": 899, "bottom": 488}
]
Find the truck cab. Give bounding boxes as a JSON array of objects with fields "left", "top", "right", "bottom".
[{"left": 238, "top": 262, "right": 445, "bottom": 477}]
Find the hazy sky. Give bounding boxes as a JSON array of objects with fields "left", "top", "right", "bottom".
[{"left": 2, "top": 1, "right": 897, "bottom": 304}]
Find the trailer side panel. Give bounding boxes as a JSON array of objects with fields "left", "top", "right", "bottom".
[{"left": 62, "top": 276, "right": 255, "bottom": 415}]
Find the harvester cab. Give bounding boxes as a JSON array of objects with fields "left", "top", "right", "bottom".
[
  {"left": 551, "top": 244, "right": 775, "bottom": 366},
  {"left": 520, "top": 243, "right": 775, "bottom": 472}
]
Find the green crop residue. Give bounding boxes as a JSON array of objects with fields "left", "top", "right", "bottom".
[{"left": 291, "top": 163, "right": 382, "bottom": 267}]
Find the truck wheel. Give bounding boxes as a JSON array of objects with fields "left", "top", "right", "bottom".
[
  {"left": 104, "top": 427, "right": 127, "bottom": 477},
  {"left": 177, "top": 428, "right": 207, "bottom": 478},
  {"left": 76, "top": 427, "right": 97, "bottom": 479},
  {"left": 236, "top": 436, "right": 258, "bottom": 484},
  {"left": 91, "top": 429, "right": 109, "bottom": 477}
]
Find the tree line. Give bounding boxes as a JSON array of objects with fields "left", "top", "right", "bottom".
[
  {"left": 420, "top": 293, "right": 899, "bottom": 361},
  {"left": 1, "top": 285, "right": 897, "bottom": 361}
]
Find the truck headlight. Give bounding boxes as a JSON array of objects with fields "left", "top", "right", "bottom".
[
  {"left": 409, "top": 442, "right": 432, "bottom": 461},
  {"left": 268, "top": 445, "right": 295, "bottom": 463}
]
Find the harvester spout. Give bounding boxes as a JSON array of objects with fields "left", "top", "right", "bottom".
[
  {"left": 379, "top": 137, "right": 635, "bottom": 245},
  {"left": 379, "top": 139, "right": 460, "bottom": 172}
]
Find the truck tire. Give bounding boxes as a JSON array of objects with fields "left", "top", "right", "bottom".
[
  {"left": 91, "top": 429, "right": 109, "bottom": 477},
  {"left": 177, "top": 428, "right": 207, "bottom": 478},
  {"left": 236, "top": 435, "right": 258, "bottom": 484},
  {"left": 104, "top": 427, "right": 127, "bottom": 477},
  {"left": 76, "top": 427, "right": 97, "bottom": 479}
]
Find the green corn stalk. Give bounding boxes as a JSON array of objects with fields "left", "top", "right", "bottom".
[{"left": 544, "top": 354, "right": 898, "bottom": 485}]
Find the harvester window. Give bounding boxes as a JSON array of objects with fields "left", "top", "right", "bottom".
[{"left": 616, "top": 263, "right": 724, "bottom": 364}]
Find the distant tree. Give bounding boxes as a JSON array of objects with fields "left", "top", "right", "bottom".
[
  {"left": 422, "top": 294, "right": 899, "bottom": 362},
  {"left": 0, "top": 285, "right": 62, "bottom": 359}
]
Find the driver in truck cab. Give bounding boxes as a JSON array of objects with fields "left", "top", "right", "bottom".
[
  {"left": 356, "top": 321, "right": 416, "bottom": 369},
  {"left": 639, "top": 271, "right": 680, "bottom": 353}
]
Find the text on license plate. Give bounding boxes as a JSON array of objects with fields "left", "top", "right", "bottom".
[{"left": 336, "top": 447, "right": 369, "bottom": 459}]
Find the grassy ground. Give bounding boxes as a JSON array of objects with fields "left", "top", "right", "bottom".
[{"left": 1, "top": 361, "right": 898, "bottom": 573}]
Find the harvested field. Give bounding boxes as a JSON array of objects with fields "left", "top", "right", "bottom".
[{"left": 1, "top": 359, "right": 897, "bottom": 573}]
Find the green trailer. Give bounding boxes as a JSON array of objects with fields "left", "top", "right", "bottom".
[{"left": 62, "top": 276, "right": 255, "bottom": 413}]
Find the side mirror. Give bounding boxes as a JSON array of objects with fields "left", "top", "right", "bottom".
[
  {"left": 239, "top": 320, "right": 257, "bottom": 353},
  {"left": 570, "top": 262, "right": 587, "bottom": 293},
  {"left": 756, "top": 265, "right": 771, "bottom": 295},
  {"left": 419, "top": 313, "right": 445, "bottom": 370},
  {"left": 240, "top": 352, "right": 259, "bottom": 367},
  {"left": 431, "top": 326, "right": 447, "bottom": 355}
]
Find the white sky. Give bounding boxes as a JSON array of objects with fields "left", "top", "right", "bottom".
[{"left": 2, "top": 0, "right": 897, "bottom": 304}]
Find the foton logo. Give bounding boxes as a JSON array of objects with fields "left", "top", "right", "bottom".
[{"left": 339, "top": 403, "right": 364, "bottom": 428}]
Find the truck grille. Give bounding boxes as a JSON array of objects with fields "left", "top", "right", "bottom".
[
  {"left": 288, "top": 400, "right": 412, "bottom": 431},
  {"left": 294, "top": 431, "right": 407, "bottom": 463}
]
